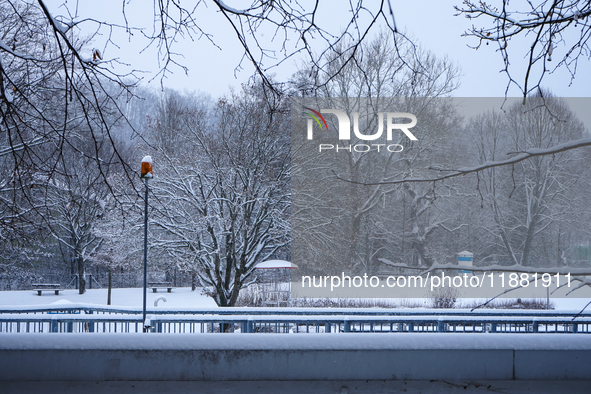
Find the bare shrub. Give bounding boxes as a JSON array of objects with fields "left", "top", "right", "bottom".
[
  {"left": 235, "top": 285, "right": 265, "bottom": 307},
  {"left": 429, "top": 286, "right": 458, "bottom": 309},
  {"left": 290, "top": 298, "right": 419, "bottom": 309},
  {"left": 461, "top": 298, "right": 555, "bottom": 310}
]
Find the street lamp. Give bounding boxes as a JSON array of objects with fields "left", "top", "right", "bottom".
[{"left": 141, "top": 156, "right": 153, "bottom": 332}]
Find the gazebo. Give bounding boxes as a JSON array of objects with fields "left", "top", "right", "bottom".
[{"left": 255, "top": 260, "right": 298, "bottom": 307}]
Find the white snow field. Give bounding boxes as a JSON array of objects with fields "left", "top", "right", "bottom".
[
  {"left": 0, "top": 286, "right": 589, "bottom": 311},
  {"left": 0, "top": 287, "right": 218, "bottom": 310}
]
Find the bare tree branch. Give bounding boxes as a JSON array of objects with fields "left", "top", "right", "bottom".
[
  {"left": 334, "top": 137, "right": 591, "bottom": 186},
  {"left": 456, "top": 0, "right": 591, "bottom": 100}
]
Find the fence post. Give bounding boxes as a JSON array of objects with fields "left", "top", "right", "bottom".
[
  {"left": 51, "top": 319, "right": 59, "bottom": 333},
  {"left": 343, "top": 320, "right": 350, "bottom": 333},
  {"left": 437, "top": 321, "right": 445, "bottom": 333},
  {"left": 325, "top": 323, "right": 331, "bottom": 333}
]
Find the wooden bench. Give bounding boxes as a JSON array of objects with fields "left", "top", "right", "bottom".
[
  {"left": 148, "top": 282, "right": 173, "bottom": 293},
  {"left": 32, "top": 283, "right": 62, "bottom": 296}
]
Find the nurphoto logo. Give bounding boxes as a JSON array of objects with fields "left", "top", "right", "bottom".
[{"left": 304, "top": 107, "right": 418, "bottom": 153}]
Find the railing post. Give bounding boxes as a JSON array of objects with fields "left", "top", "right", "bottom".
[
  {"left": 325, "top": 323, "right": 331, "bottom": 333},
  {"left": 343, "top": 320, "right": 350, "bottom": 333},
  {"left": 491, "top": 323, "right": 497, "bottom": 333},
  {"left": 437, "top": 321, "right": 445, "bottom": 333},
  {"left": 572, "top": 323, "right": 578, "bottom": 333},
  {"left": 51, "top": 319, "right": 59, "bottom": 333},
  {"left": 533, "top": 322, "right": 538, "bottom": 333},
  {"left": 408, "top": 323, "right": 414, "bottom": 332}
]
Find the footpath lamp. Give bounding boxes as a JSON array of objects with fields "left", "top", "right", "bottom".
[{"left": 141, "top": 156, "right": 153, "bottom": 332}]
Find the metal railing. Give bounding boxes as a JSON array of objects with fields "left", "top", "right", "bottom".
[{"left": 0, "top": 306, "right": 590, "bottom": 334}]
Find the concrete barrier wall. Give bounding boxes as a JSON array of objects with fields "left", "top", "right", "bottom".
[{"left": 1, "top": 333, "right": 590, "bottom": 381}]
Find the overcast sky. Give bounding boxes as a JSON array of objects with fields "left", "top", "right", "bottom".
[{"left": 44, "top": 1, "right": 590, "bottom": 101}]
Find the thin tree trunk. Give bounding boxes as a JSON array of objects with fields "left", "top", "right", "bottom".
[{"left": 107, "top": 269, "right": 112, "bottom": 305}]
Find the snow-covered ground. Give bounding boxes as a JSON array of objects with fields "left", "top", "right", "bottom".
[
  {"left": 0, "top": 287, "right": 217, "bottom": 309},
  {"left": 0, "top": 286, "right": 589, "bottom": 313}
]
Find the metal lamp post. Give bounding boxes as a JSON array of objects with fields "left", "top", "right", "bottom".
[{"left": 140, "top": 156, "right": 153, "bottom": 332}]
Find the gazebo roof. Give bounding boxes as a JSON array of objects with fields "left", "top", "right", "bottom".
[
  {"left": 255, "top": 260, "right": 298, "bottom": 269},
  {"left": 458, "top": 250, "right": 473, "bottom": 256}
]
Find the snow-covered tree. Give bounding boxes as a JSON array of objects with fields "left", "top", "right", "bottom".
[
  {"left": 45, "top": 172, "right": 107, "bottom": 294},
  {"left": 467, "top": 94, "right": 588, "bottom": 267},
  {"left": 0, "top": 1, "right": 136, "bottom": 202},
  {"left": 92, "top": 194, "right": 141, "bottom": 304},
  {"left": 291, "top": 32, "right": 461, "bottom": 276},
  {"left": 149, "top": 86, "right": 290, "bottom": 306},
  {"left": 0, "top": 0, "right": 409, "bottom": 206},
  {"left": 40, "top": 100, "right": 132, "bottom": 293},
  {"left": 368, "top": 94, "right": 591, "bottom": 300}
]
